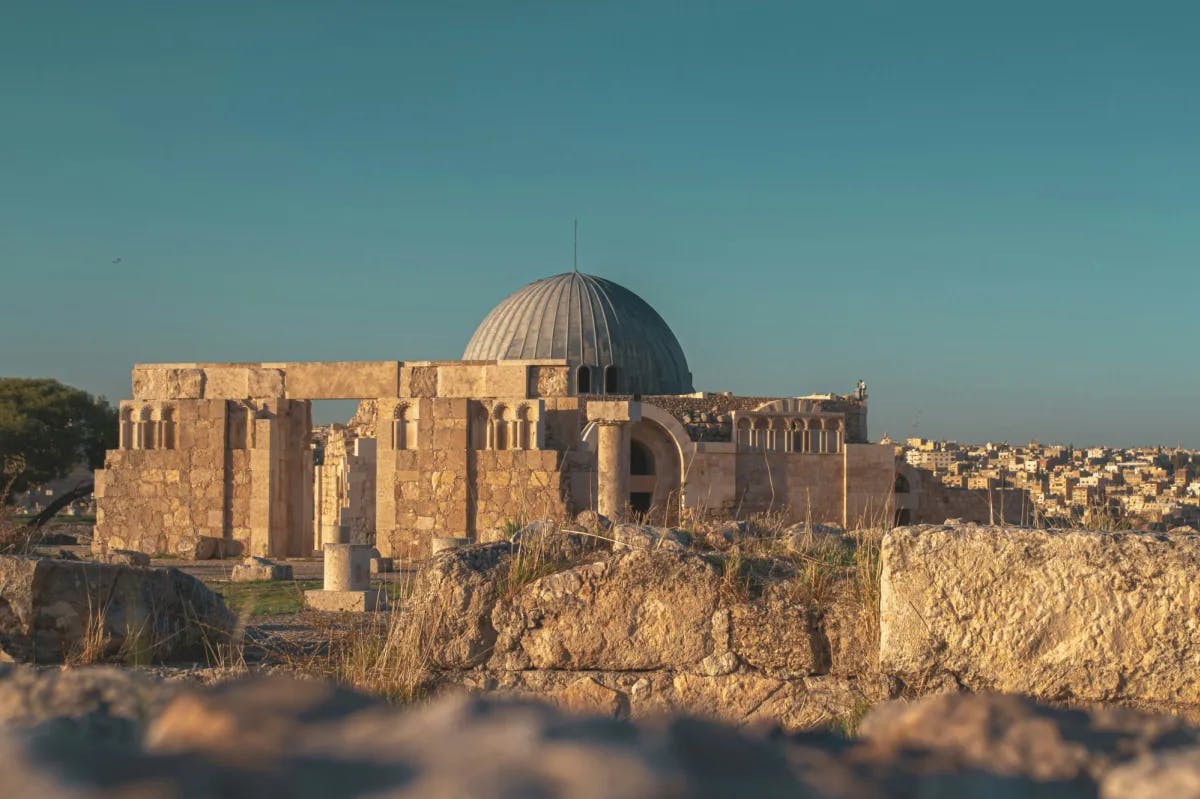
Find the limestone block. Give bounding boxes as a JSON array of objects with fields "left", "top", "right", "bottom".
[
  {"left": 131, "top": 367, "right": 204, "bottom": 400},
  {"left": 231, "top": 557, "right": 294, "bottom": 583},
  {"left": 880, "top": 525, "right": 1200, "bottom": 706},
  {"left": 175, "top": 536, "right": 224, "bottom": 561},
  {"left": 245, "top": 368, "right": 284, "bottom": 398},
  {"left": 431, "top": 537, "right": 470, "bottom": 555},
  {"left": 369, "top": 557, "right": 394, "bottom": 574},
  {"left": 586, "top": 400, "right": 642, "bottom": 424},
  {"left": 0, "top": 555, "right": 232, "bottom": 663},
  {"left": 303, "top": 588, "right": 384, "bottom": 613},
  {"left": 103, "top": 550, "right": 151, "bottom": 567}
]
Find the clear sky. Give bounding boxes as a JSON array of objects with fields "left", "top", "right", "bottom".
[{"left": 2, "top": 2, "right": 1197, "bottom": 447}]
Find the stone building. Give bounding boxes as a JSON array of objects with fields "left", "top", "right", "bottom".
[{"left": 93, "top": 271, "right": 903, "bottom": 559}]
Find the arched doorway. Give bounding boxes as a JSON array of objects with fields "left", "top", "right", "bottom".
[
  {"left": 629, "top": 439, "right": 655, "bottom": 514},
  {"left": 627, "top": 418, "right": 683, "bottom": 523}
]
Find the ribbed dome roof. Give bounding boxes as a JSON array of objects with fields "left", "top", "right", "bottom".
[{"left": 463, "top": 271, "right": 693, "bottom": 395}]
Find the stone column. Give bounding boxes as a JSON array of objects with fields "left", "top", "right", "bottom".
[
  {"left": 323, "top": 543, "right": 371, "bottom": 591},
  {"left": 587, "top": 400, "right": 642, "bottom": 522},
  {"left": 596, "top": 422, "right": 625, "bottom": 520}
]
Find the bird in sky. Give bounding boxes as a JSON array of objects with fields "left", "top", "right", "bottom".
[{"left": 111, "top": 257, "right": 122, "bottom": 264}]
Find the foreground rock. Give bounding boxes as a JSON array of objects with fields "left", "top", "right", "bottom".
[
  {"left": 880, "top": 525, "right": 1200, "bottom": 712},
  {"left": 0, "top": 555, "right": 234, "bottom": 663},
  {"left": 5, "top": 667, "right": 1200, "bottom": 798}
]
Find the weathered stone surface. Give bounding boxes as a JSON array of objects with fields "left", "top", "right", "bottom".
[
  {"left": 4, "top": 669, "right": 1200, "bottom": 798},
  {"left": 491, "top": 550, "right": 721, "bottom": 671},
  {"left": 609, "top": 523, "right": 688, "bottom": 552},
  {"left": 303, "top": 588, "right": 384, "bottom": 612},
  {"left": 1102, "top": 747, "right": 1200, "bottom": 799},
  {"left": 175, "top": 535, "right": 224, "bottom": 561},
  {"left": 231, "top": 557, "right": 293, "bottom": 582},
  {"left": 730, "top": 599, "right": 825, "bottom": 677},
  {"left": 880, "top": 525, "right": 1200, "bottom": 707},
  {"left": 0, "top": 555, "right": 233, "bottom": 663},
  {"left": 102, "top": 549, "right": 150, "bottom": 567},
  {"left": 0, "top": 664, "right": 177, "bottom": 742},
  {"left": 408, "top": 541, "right": 513, "bottom": 668},
  {"left": 859, "top": 692, "right": 1199, "bottom": 787}
]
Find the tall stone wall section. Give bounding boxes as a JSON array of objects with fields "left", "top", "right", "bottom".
[{"left": 95, "top": 400, "right": 229, "bottom": 556}]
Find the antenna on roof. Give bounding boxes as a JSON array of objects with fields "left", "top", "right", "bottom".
[{"left": 573, "top": 218, "right": 579, "bottom": 273}]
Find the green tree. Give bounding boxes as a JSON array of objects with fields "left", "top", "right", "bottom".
[{"left": 0, "top": 378, "right": 117, "bottom": 496}]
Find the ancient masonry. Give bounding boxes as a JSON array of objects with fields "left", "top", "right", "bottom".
[{"left": 94, "top": 272, "right": 906, "bottom": 559}]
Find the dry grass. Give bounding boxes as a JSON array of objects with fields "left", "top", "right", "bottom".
[{"left": 65, "top": 598, "right": 113, "bottom": 666}]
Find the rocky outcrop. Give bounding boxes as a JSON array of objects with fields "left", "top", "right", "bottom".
[
  {"left": 880, "top": 525, "right": 1200, "bottom": 710},
  {"left": 5, "top": 667, "right": 1200, "bottom": 798},
  {"left": 491, "top": 549, "right": 722, "bottom": 671},
  {"left": 406, "top": 541, "right": 514, "bottom": 668},
  {"left": 0, "top": 555, "right": 234, "bottom": 663}
]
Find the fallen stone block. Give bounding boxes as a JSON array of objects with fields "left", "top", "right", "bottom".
[
  {"left": 0, "top": 555, "right": 233, "bottom": 663},
  {"left": 101, "top": 549, "right": 150, "bottom": 567},
  {"left": 880, "top": 525, "right": 1200, "bottom": 707},
  {"left": 231, "top": 557, "right": 293, "bottom": 583},
  {"left": 303, "top": 588, "right": 384, "bottom": 613}
]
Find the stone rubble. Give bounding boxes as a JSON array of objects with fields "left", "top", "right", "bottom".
[{"left": 3, "top": 666, "right": 1200, "bottom": 798}]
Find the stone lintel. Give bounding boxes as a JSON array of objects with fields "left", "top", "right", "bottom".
[{"left": 587, "top": 400, "right": 642, "bottom": 424}]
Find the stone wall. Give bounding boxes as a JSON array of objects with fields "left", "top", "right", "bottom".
[
  {"left": 880, "top": 525, "right": 1200, "bottom": 712},
  {"left": 313, "top": 428, "right": 377, "bottom": 548},
  {"left": 95, "top": 400, "right": 229, "bottom": 556},
  {"left": 95, "top": 397, "right": 313, "bottom": 559}
]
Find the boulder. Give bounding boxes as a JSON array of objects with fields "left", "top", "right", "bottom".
[
  {"left": 880, "top": 525, "right": 1200, "bottom": 706},
  {"left": 491, "top": 550, "right": 722, "bottom": 671},
  {"left": 0, "top": 664, "right": 176, "bottom": 744},
  {"left": 609, "top": 523, "right": 688, "bottom": 553},
  {"left": 230, "top": 557, "right": 293, "bottom": 583},
  {"left": 407, "top": 541, "right": 513, "bottom": 668},
  {"left": 572, "top": 509, "right": 612, "bottom": 533},
  {"left": 3, "top": 670, "right": 1200, "bottom": 798},
  {"left": 175, "top": 535, "right": 225, "bottom": 561},
  {"left": 0, "top": 555, "right": 234, "bottom": 663}
]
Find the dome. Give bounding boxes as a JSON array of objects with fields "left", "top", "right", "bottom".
[{"left": 463, "top": 271, "right": 694, "bottom": 395}]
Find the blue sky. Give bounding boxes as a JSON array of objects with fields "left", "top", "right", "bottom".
[{"left": 1, "top": 2, "right": 1196, "bottom": 447}]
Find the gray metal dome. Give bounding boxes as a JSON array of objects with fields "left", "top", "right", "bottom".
[{"left": 463, "top": 271, "right": 694, "bottom": 395}]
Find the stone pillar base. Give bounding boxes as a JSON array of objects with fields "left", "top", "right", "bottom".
[{"left": 304, "top": 588, "right": 384, "bottom": 613}]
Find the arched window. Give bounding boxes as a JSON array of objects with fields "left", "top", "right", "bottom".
[
  {"left": 119, "top": 407, "right": 134, "bottom": 450},
  {"left": 515, "top": 405, "right": 532, "bottom": 450},
  {"left": 492, "top": 404, "right": 509, "bottom": 451},
  {"left": 576, "top": 365, "right": 591, "bottom": 394},
  {"left": 604, "top": 366, "right": 619, "bottom": 394},
  {"left": 750, "top": 417, "right": 768, "bottom": 450},
  {"left": 393, "top": 405, "right": 414, "bottom": 451},
  {"left": 160, "top": 407, "right": 176, "bottom": 450},
  {"left": 788, "top": 419, "right": 804, "bottom": 452},
  {"left": 736, "top": 417, "right": 752, "bottom": 449},
  {"left": 137, "top": 406, "right": 154, "bottom": 450},
  {"left": 895, "top": 473, "right": 911, "bottom": 494},
  {"left": 768, "top": 417, "right": 786, "bottom": 451}
]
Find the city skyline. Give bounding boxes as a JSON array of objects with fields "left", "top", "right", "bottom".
[{"left": 2, "top": 2, "right": 1197, "bottom": 447}]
